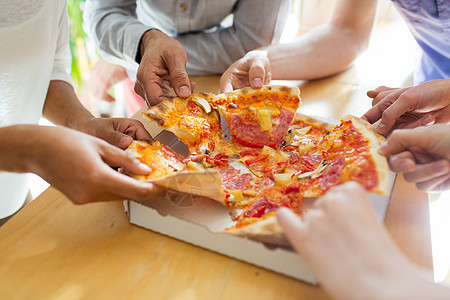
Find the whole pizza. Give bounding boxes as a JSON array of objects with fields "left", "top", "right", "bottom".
[{"left": 126, "top": 85, "right": 389, "bottom": 245}]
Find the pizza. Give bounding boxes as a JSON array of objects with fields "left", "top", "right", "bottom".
[
  {"left": 126, "top": 85, "right": 389, "bottom": 245},
  {"left": 211, "top": 85, "right": 301, "bottom": 149}
]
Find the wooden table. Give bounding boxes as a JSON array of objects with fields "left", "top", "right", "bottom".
[{"left": 0, "top": 74, "right": 432, "bottom": 300}]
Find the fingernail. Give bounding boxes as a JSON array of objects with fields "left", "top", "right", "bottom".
[
  {"left": 178, "top": 86, "right": 191, "bottom": 98},
  {"left": 252, "top": 78, "right": 263, "bottom": 87},
  {"left": 377, "top": 142, "right": 387, "bottom": 155},
  {"left": 422, "top": 115, "right": 435, "bottom": 126},
  {"left": 120, "top": 136, "right": 132, "bottom": 148},
  {"left": 139, "top": 162, "right": 152, "bottom": 172}
]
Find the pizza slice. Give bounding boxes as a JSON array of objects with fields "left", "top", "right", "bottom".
[
  {"left": 142, "top": 93, "right": 233, "bottom": 157},
  {"left": 274, "top": 115, "right": 390, "bottom": 197},
  {"left": 211, "top": 85, "right": 301, "bottom": 149},
  {"left": 125, "top": 140, "right": 227, "bottom": 203}
]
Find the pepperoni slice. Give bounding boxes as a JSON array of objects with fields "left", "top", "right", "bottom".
[
  {"left": 220, "top": 166, "right": 240, "bottom": 182},
  {"left": 243, "top": 196, "right": 280, "bottom": 218},
  {"left": 223, "top": 173, "right": 252, "bottom": 190},
  {"left": 229, "top": 113, "right": 273, "bottom": 148},
  {"left": 274, "top": 108, "right": 295, "bottom": 147},
  {"left": 319, "top": 155, "right": 345, "bottom": 190}
]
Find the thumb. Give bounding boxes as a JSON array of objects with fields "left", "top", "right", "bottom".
[
  {"left": 102, "top": 129, "right": 134, "bottom": 149},
  {"left": 249, "top": 64, "right": 265, "bottom": 89},
  {"left": 100, "top": 142, "right": 152, "bottom": 175},
  {"left": 378, "top": 129, "right": 415, "bottom": 156}
]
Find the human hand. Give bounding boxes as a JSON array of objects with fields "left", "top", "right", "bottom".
[
  {"left": 378, "top": 125, "right": 450, "bottom": 192},
  {"left": 220, "top": 50, "right": 271, "bottom": 93},
  {"left": 88, "top": 58, "right": 128, "bottom": 102},
  {"left": 277, "top": 182, "right": 423, "bottom": 300},
  {"left": 134, "top": 29, "right": 192, "bottom": 106},
  {"left": 26, "top": 126, "right": 165, "bottom": 204},
  {"left": 80, "top": 117, "right": 152, "bottom": 150},
  {"left": 362, "top": 79, "right": 450, "bottom": 137}
]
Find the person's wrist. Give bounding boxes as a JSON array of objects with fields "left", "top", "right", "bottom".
[
  {"left": 137, "top": 29, "right": 162, "bottom": 63},
  {"left": 3, "top": 125, "right": 47, "bottom": 174},
  {"left": 353, "top": 259, "right": 423, "bottom": 300}
]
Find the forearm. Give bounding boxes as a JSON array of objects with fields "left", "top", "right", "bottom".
[
  {"left": 42, "top": 80, "right": 94, "bottom": 131},
  {"left": 362, "top": 265, "right": 450, "bottom": 300},
  {"left": 267, "top": 23, "right": 369, "bottom": 80},
  {"left": 83, "top": 0, "right": 148, "bottom": 71},
  {"left": 0, "top": 125, "right": 48, "bottom": 174},
  {"left": 268, "top": 0, "right": 376, "bottom": 80}
]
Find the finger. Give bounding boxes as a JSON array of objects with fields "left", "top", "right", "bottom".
[
  {"left": 367, "top": 86, "right": 393, "bottom": 99},
  {"left": 100, "top": 142, "right": 153, "bottom": 175},
  {"left": 249, "top": 63, "right": 266, "bottom": 89},
  {"left": 101, "top": 167, "right": 167, "bottom": 201},
  {"left": 276, "top": 207, "right": 307, "bottom": 250},
  {"left": 376, "top": 90, "right": 417, "bottom": 136},
  {"left": 133, "top": 81, "right": 150, "bottom": 107},
  {"left": 403, "top": 159, "right": 450, "bottom": 184},
  {"left": 388, "top": 153, "right": 416, "bottom": 173},
  {"left": 378, "top": 128, "right": 423, "bottom": 156},
  {"left": 410, "top": 150, "right": 437, "bottom": 165},
  {"left": 430, "top": 177, "right": 450, "bottom": 192},
  {"left": 221, "top": 81, "right": 234, "bottom": 93},
  {"left": 416, "top": 173, "right": 450, "bottom": 192},
  {"left": 434, "top": 109, "right": 450, "bottom": 124},
  {"left": 137, "top": 68, "right": 167, "bottom": 106},
  {"left": 363, "top": 88, "right": 407, "bottom": 127},
  {"left": 99, "top": 127, "right": 134, "bottom": 149},
  {"left": 362, "top": 98, "right": 393, "bottom": 125},
  {"left": 130, "top": 126, "right": 152, "bottom": 141},
  {"left": 166, "top": 53, "right": 191, "bottom": 98},
  {"left": 400, "top": 115, "right": 435, "bottom": 130}
]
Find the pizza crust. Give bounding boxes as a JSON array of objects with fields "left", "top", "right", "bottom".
[
  {"left": 294, "top": 113, "right": 335, "bottom": 131},
  {"left": 217, "top": 85, "right": 300, "bottom": 101},
  {"left": 223, "top": 215, "right": 289, "bottom": 246},
  {"left": 342, "top": 115, "right": 389, "bottom": 195},
  {"left": 150, "top": 170, "right": 226, "bottom": 204},
  {"left": 143, "top": 97, "right": 175, "bottom": 126}
]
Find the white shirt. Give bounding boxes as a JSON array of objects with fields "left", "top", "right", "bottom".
[
  {"left": 83, "top": 0, "right": 289, "bottom": 75},
  {"left": 0, "top": 0, "right": 72, "bottom": 218}
]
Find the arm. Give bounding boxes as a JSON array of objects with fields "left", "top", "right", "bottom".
[
  {"left": 84, "top": 0, "right": 191, "bottom": 105},
  {"left": 0, "top": 125, "right": 164, "bottom": 204},
  {"left": 83, "top": 0, "right": 147, "bottom": 71},
  {"left": 378, "top": 125, "right": 450, "bottom": 192},
  {"left": 46, "top": 7, "right": 152, "bottom": 148},
  {"left": 84, "top": 0, "right": 289, "bottom": 75},
  {"left": 277, "top": 182, "right": 450, "bottom": 300},
  {"left": 362, "top": 79, "right": 450, "bottom": 136},
  {"left": 220, "top": 0, "right": 378, "bottom": 92},
  {"left": 43, "top": 80, "right": 152, "bottom": 149}
]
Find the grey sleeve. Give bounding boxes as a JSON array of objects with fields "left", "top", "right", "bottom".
[
  {"left": 83, "top": 0, "right": 289, "bottom": 75},
  {"left": 180, "top": 0, "right": 290, "bottom": 75},
  {"left": 83, "top": 0, "right": 149, "bottom": 72}
]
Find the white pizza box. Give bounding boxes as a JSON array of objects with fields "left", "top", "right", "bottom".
[{"left": 125, "top": 110, "right": 396, "bottom": 284}]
